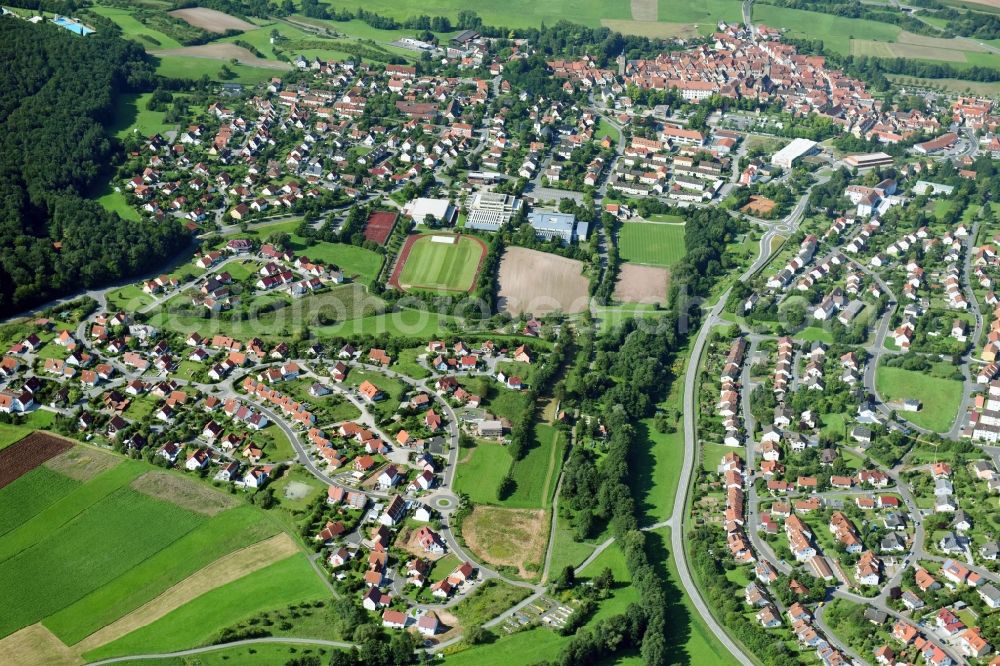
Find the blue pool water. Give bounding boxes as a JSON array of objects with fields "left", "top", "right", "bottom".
[{"left": 52, "top": 16, "right": 95, "bottom": 35}]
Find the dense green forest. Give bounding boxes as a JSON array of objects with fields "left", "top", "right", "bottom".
[{"left": 0, "top": 18, "right": 188, "bottom": 315}]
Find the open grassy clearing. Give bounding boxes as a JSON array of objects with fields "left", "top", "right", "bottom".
[
  {"left": 315, "top": 308, "right": 460, "bottom": 338},
  {"left": 874, "top": 364, "right": 963, "bottom": 433},
  {"left": 396, "top": 234, "right": 485, "bottom": 292},
  {"left": 83, "top": 554, "right": 329, "bottom": 661},
  {"left": 0, "top": 487, "right": 205, "bottom": 639},
  {"left": 243, "top": 222, "right": 383, "bottom": 283},
  {"left": 147, "top": 283, "right": 381, "bottom": 340},
  {"left": 505, "top": 423, "right": 564, "bottom": 509},
  {"left": 89, "top": 5, "right": 183, "bottom": 49},
  {"left": 547, "top": 513, "right": 599, "bottom": 575},
  {"left": 619, "top": 222, "right": 686, "bottom": 267},
  {"left": 596, "top": 117, "right": 622, "bottom": 144},
  {"left": 153, "top": 55, "right": 278, "bottom": 83},
  {"left": 752, "top": 4, "right": 900, "bottom": 54},
  {"left": 96, "top": 186, "right": 141, "bottom": 222},
  {"left": 657, "top": 0, "right": 742, "bottom": 27},
  {"left": 273, "top": 465, "right": 327, "bottom": 512},
  {"left": 453, "top": 441, "right": 512, "bottom": 504},
  {"left": 630, "top": 370, "right": 686, "bottom": 524},
  {"left": 108, "top": 92, "right": 177, "bottom": 140},
  {"left": 0, "top": 423, "right": 36, "bottom": 451}
]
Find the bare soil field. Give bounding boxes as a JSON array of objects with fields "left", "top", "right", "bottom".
[
  {"left": 497, "top": 247, "right": 589, "bottom": 315},
  {"left": 614, "top": 263, "right": 669, "bottom": 304},
  {"left": 630, "top": 0, "right": 658, "bottom": 21},
  {"left": 130, "top": 471, "right": 239, "bottom": 516},
  {"left": 150, "top": 44, "right": 290, "bottom": 70},
  {"left": 73, "top": 534, "right": 298, "bottom": 652},
  {"left": 0, "top": 432, "right": 74, "bottom": 490},
  {"left": 167, "top": 8, "right": 255, "bottom": 33},
  {"left": 44, "top": 446, "right": 120, "bottom": 482},
  {"left": 462, "top": 506, "right": 547, "bottom": 578},
  {"left": 0, "top": 624, "right": 81, "bottom": 666},
  {"left": 601, "top": 19, "right": 699, "bottom": 38}
]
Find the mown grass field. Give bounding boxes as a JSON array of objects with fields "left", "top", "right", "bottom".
[
  {"left": 153, "top": 55, "right": 277, "bottom": 83},
  {"left": 505, "top": 423, "right": 564, "bottom": 509},
  {"left": 108, "top": 92, "right": 177, "bottom": 140},
  {"left": 84, "top": 554, "right": 329, "bottom": 661},
  {"left": 619, "top": 222, "right": 687, "bottom": 267},
  {"left": 875, "top": 364, "right": 963, "bottom": 432},
  {"left": 751, "top": 4, "right": 900, "bottom": 54},
  {"left": 397, "top": 234, "right": 485, "bottom": 292},
  {"left": 453, "top": 441, "right": 512, "bottom": 504},
  {"left": 89, "top": 5, "right": 183, "bottom": 49},
  {"left": 244, "top": 221, "right": 383, "bottom": 284}
]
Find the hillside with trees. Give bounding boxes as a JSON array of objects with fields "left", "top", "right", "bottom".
[{"left": 0, "top": 18, "right": 188, "bottom": 315}]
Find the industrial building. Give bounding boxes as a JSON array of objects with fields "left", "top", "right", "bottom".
[{"left": 771, "top": 138, "right": 818, "bottom": 169}]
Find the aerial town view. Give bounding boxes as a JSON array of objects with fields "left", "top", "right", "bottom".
[{"left": 6, "top": 0, "right": 1000, "bottom": 665}]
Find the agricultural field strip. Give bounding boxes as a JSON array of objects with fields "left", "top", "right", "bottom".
[{"left": 73, "top": 533, "right": 299, "bottom": 651}]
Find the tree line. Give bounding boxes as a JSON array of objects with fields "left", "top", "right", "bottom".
[{"left": 0, "top": 19, "right": 189, "bottom": 315}]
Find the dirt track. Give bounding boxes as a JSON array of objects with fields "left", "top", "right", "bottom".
[
  {"left": 497, "top": 247, "right": 589, "bottom": 315},
  {"left": 168, "top": 8, "right": 255, "bottom": 33},
  {"left": 73, "top": 533, "right": 299, "bottom": 652},
  {"left": 150, "top": 44, "right": 291, "bottom": 71}
]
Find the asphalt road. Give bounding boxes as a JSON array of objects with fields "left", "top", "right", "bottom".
[{"left": 84, "top": 637, "right": 355, "bottom": 666}]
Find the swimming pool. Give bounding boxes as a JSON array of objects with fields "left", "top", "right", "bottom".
[{"left": 51, "top": 16, "right": 95, "bottom": 36}]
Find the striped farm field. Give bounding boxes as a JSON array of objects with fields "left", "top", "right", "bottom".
[
  {"left": 619, "top": 221, "right": 686, "bottom": 267},
  {"left": 0, "top": 452, "right": 304, "bottom": 664},
  {"left": 391, "top": 233, "right": 487, "bottom": 293}
]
